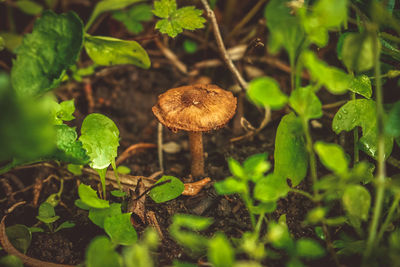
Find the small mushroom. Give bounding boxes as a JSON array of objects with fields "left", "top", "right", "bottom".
[{"left": 152, "top": 84, "right": 237, "bottom": 177}]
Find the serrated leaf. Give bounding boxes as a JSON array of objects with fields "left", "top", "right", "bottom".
[
  {"left": 274, "top": 113, "right": 308, "bottom": 186},
  {"left": 149, "top": 176, "right": 184, "bottom": 203},
  {"left": 79, "top": 113, "right": 120, "bottom": 170},
  {"left": 247, "top": 77, "right": 288, "bottom": 109},
  {"left": 152, "top": 0, "right": 176, "bottom": 18},
  {"left": 11, "top": 11, "right": 84, "bottom": 97},
  {"left": 289, "top": 86, "right": 322, "bottom": 121},
  {"left": 16, "top": 0, "right": 43, "bottom": 15},
  {"left": 314, "top": 141, "right": 349, "bottom": 174},
  {"left": 112, "top": 4, "right": 153, "bottom": 34},
  {"left": 332, "top": 99, "right": 393, "bottom": 159},
  {"left": 85, "top": 35, "right": 150, "bottom": 69},
  {"left": 153, "top": 0, "right": 205, "bottom": 38},
  {"left": 104, "top": 213, "right": 137, "bottom": 245},
  {"left": 85, "top": 0, "right": 142, "bottom": 31},
  {"left": 342, "top": 185, "right": 371, "bottom": 221},
  {"left": 78, "top": 184, "right": 110, "bottom": 209}
]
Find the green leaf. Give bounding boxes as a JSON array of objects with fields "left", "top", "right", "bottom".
[
  {"left": 78, "top": 184, "right": 110, "bottom": 209},
  {"left": 52, "top": 124, "right": 89, "bottom": 164},
  {"left": 265, "top": 0, "right": 305, "bottom": 64},
  {"left": 36, "top": 202, "right": 59, "bottom": 224},
  {"left": 0, "top": 32, "right": 23, "bottom": 52},
  {"left": 243, "top": 153, "right": 271, "bottom": 180},
  {"left": 254, "top": 173, "right": 289, "bottom": 202},
  {"left": 149, "top": 175, "right": 184, "bottom": 203},
  {"left": 348, "top": 75, "right": 372, "bottom": 99},
  {"left": 67, "top": 164, "right": 83, "bottom": 175},
  {"left": 289, "top": 86, "right": 322, "bottom": 121},
  {"left": 112, "top": 4, "right": 153, "bottom": 34},
  {"left": 122, "top": 228, "right": 159, "bottom": 267},
  {"left": 183, "top": 39, "right": 198, "bottom": 54},
  {"left": 208, "top": 233, "right": 235, "bottom": 267},
  {"left": 214, "top": 177, "right": 247, "bottom": 195},
  {"left": 153, "top": 0, "right": 206, "bottom": 38},
  {"left": 332, "top": 99, "right": 393, "bottom": 159},
  {"left": 341, "top": 32, "right": 378, "bottom": 73},
  {"left": 228, "top": 158, "right": 246, "bottom": 179},
  {"left": 274, "top": 113, "right": 308, "bottom": 186},
  {"left": 89, "top": 203, "right": 122, "bottom": 228},
  {"left": 0, "top": 36, "right": 3, "bottom": 51},
  {"left": 0, "top": 255, "right": 23, "bottom": 267},
  {"left": 314, "top": 141, "right": 349, "bottom": 174},
  {"left": 11, "top": 11, "right": 84, "bottom": 97},
  {"left": 86, "top": 236, "right": 122, "bottom": 267},
  {"left": 342, "top": 185, "right": 371, "bottom": 222},
  {"left": 85, "top": 0, "right": 142, "bottom": 31},
  {"left": 84, "top": 35, "right": 150, "bottom": 69},
  {"left": 385, "top": 101, "right": 400, "bottom": 137},
  {"left": 54, "top": 221, "right": 75, "bottom": 232},
  {"left": 305, "top": 207, "right": 326, "bottom": 224},
  {"left": 247, "top": 77, "right": 288, "bottom": 109},
  {"left": 267, "top": 222, "right": 294, "bottom": 250},
  {"left": 5, "top": 224, "right": 32, "bottom": 254},
  {"left": 296, "top": 238, "right": 325, "bottom": 259},
  {"left": 249, "top": 201, "right": 277, "bottom": 214},
  {"left": 58, "top": 100, "right": 75, "bottom": 122},
  {"left": 75, "top": 199, "right": 90, "bottom": 210},
  {"left": 302, "top": 50, "right": 351, "bottom": 94},
  {"left": 116, "top": 165, "right": 131, "bottom": 174},
  {"left": 79, "top": 113, "right": 120, "bottom": 170},
  {"left": 153, "top": 0, "right": 176, "bottom": 18},
  {"left": 104, "top": 213, "right": 137, "bottom": 245},
  {"left": 111, "top": 190, "right": 126, "bottom": 197},
  {"left": 171, "top": 214, "right": 213, "bottom": 231},
  {"left": 16, "top": 0, "right": 43, "bottom": 15}
]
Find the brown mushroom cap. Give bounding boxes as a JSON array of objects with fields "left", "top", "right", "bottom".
[{"left": 152, "top": 84, "right": 237, "bottom": 132}]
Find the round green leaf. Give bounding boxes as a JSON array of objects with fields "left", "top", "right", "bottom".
[
  {"left": 104, "top": 213, "right": 137, "bottom": 245},
  {"left": 149, "top": 175, "right": 184, "bottom": 203},
  {"left": 0, "top": 255, "right": 24, "bottom": 267},
  {"left": 79, "top": 113, "right": 120, "bottom": 170},
  {"left": 385, "top": 101, "right": 400, "bottom": 137},
  {"left": 86, "top": 236, "right": 122, "bottom": 267},
  {"left": 85, "top": 35, "right": 150, "bottom": 69},
  {"left": 89, "top": 203, "right": 121, "bottom": 228},
  {"left": 289, "top": 86, "right": 322, "bottom": 121},
  {"left": 208, "top": 233, "right": 235, "bottom": 267},
  {"left": 247, "top": 77, "right": 288, "bottom": 109},
  {"left": 78, "top": 184, "right": 110, "bottom": 209},
  {"left": 314, "top": 141, "right": 348, "bottom": 174},
  {"left": 5, "top": 224, "right": 32, "bottom": 254},
  {"left": 214, "top": 177, "right": 247, "bottom": 195},
  {"left": 254, "top": 173, "right": 289, "bottom": 202},
  {"left": 296, "top": 238, "right": 325, "bottom": 259},
  {"left": 342, "top": 185, "right": 371, "bottom": 221}
]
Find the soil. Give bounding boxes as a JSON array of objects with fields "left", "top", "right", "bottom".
[{"left": 1, "top": 1, "right": 399, "bottom": 267}]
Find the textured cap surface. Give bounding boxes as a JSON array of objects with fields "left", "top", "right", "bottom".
[{"left": 152, "top": 84, "right": 237, "bottom": 132}]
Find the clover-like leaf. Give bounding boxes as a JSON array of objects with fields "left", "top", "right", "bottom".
[
  {"left": 85, "top": 35, "right": 150, "bottom": 69},
  {"left": 153, "top": 0, "right": 205, "bottom": 38},
  {"left": 11, "top": 11, "right": 84, "bottom": 96}
]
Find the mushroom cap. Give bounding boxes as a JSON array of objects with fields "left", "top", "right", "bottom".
[{"left": 152, "top": 84, "right": 237, "bottom": 132}]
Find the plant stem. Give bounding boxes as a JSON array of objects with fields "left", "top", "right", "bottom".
[
  {"left": 376, "top": 195, "right": 400, "bottom": 244},
  {"left": 289, "top": 188, "right": 315, "bottom": 201},
  {"left": 364, "top": 28, "right": 386, "bottom": 262},
  {"left": 352, "top": 92, "right": 359, "bottom": 165},
  {"left": 200, "top": 0, "right": 248, "bottom": 91}
]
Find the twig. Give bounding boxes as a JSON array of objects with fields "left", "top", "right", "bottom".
[
  {"left": 154, "top": 38, "right": 188, "bottom": 74},
  {"left": 115, "top": 143, "right": 157, "bottom": 165},
  {"left": 200, "top": 0, "right": 248, "bottom": 91}
]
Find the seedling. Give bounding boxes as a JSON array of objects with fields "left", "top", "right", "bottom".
[{"left": 35, "top": 202, "right": 75, "bottom": 233}]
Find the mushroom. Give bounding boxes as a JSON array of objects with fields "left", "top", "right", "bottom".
[{"left": 152, "top": 84, "right": 237, "bottom": 178}]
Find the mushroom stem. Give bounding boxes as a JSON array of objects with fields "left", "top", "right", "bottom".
[{"left": 188, "top": 132, "right": 204, "bottom": 177}]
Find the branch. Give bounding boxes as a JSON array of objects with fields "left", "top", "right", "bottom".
[{"left": 200, "top": 0, "right": 248, "bottom": 90}]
